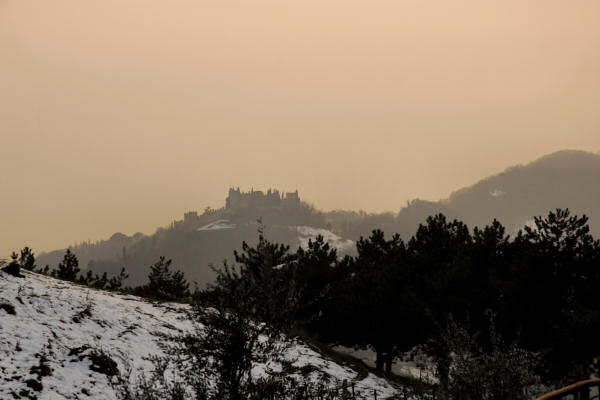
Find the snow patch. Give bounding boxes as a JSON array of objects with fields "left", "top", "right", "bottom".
[
  {"left": 489, "top": 189, "right": 507, "bottom": 198},
  {"left": 197, "top": 219, "right": 237, "bottom": 231},
  {"left": 296, "top": 226, "right": 355, "bottom": 253}
]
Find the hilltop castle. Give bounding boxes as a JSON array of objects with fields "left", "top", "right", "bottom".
[
  {"left": 172, "top": 188, "right": 304, "bottom": 230},
  {"left": 225, "top": 187, "right": 300, "bottom": 210}
]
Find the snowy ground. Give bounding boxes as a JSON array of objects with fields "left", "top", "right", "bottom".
[
  {"left": 296, "top": 226, "right": 355, "bottom": 254},
  {"left": 194, "top": 220, "right": 355, "bottom": 255},
  {"left": 0, "top": 270, "right": 400, "bottom": 399},
  {"left": 333, "top": 346, "right": 437, "bottom": 384}
]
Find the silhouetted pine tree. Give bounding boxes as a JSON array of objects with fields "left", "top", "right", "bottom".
[
  {"left": 324, "top": 229, "right": 420, "bottom": 373},
  {"left": 19, "top": 247, "right": 36, "bottom": 271},
  {"left": 53, "top": 249, "right": 80, "bottom": 281},
  {"left": 200, "top": 229, "right": 296, "bottom": 329},
  {"left": 503, "top": 209, "right": 600, "bottom": 382},
  {"left": 142, "top": 257, "right": 190, "bottom": 301},
  {"left": 288, "top": 235, "right": 341, "bottom": 326},
  {"left": 107, "top": 267, "right": 129, "bottom": 290}
]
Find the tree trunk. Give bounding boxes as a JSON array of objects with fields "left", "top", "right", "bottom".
[
  {"left": 375, "top": 348, "right": 384, "bottom": 371},
  {"left": 384, "top": 354, "right": 392, "bottom": 374},
  {"left": 437, "top": 356, "right": 450, "bottom": 400}
]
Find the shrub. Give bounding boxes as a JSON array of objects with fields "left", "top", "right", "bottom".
[{"left": 430, "top": 313, "right": 541, "bottom": 400}]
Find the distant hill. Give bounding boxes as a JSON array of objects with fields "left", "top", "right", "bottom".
[
  {"left": 37, "top": 150, "right": 600, "bottom": 286},
  {"left": 411, "top": 150, "right": 600, "bottom": 236},
  {"left": 325, "top": 150, "right": 600, "bottom": 240},
  {"left": 37, "top": 188, "right": 353, "bottom": 287}
]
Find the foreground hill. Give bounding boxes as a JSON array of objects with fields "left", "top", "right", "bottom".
[{"left": 0, "top": 270, "right": 398, "bottom": 399}]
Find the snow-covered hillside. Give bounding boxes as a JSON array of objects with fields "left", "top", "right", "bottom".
[
  {"left": 297, "top": 226, "right": 355, "bottom": 254},
  {"left": 0, "top": 270, "right": 399, "bottom": 399}
]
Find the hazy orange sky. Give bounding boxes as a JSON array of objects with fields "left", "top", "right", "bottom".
[{"left": 1, "top": 1, "right": 600, "bottom": 257}]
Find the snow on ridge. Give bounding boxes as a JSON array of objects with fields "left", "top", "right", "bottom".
[
  {"left": 0, "top": 271, "right": 399, "bottom": 399},
  {"left": 197, "top": 219, "right": 237, "bottom": 231},
  {"left": 296, "top": 226, "right": 355, "bottom": 254},
  {"left": 489, "top": 189, "right": 507, "bottom": 198}
]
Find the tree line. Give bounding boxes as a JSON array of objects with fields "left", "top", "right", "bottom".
[
  {"left": 4, "top": 208, "right": 600, "bottom": 398},
  {"left": 197, "top": 209, "right": 600, "bottom": 396},
  {"left": 2, "top": 247, "right": 189, "bottom": 301}
]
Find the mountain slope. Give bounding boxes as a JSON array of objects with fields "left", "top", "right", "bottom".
[
  {"left": 0, "top": 270, "right": 398, "bottom": 399},
  {"left": 391, "top": 150, "right": 600, "bottom": 237},
  {"left": 442, "top": 150, "right": 600, "bottom": 234}
]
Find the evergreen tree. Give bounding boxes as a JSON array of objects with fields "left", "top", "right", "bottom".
[
  {"left": 328, "top": 229, "right": 419, "bottom": 373},
  {"left": 504, "top": 209, "right": 600, "bottom": 381},
  {"left": 19, "top": 247, "right": 36, "bottom": 271},
  {"left": 407, "top": 214, "right": 472, "bottom": 323},
  {"left": 1, "top": 247, "right": 37, "bottom": 276},
  {"left": 79, "top": 270, "right": 109, "bottom": 289},
  {"left": 53, "top": 249, "right": 80, "bottom": 281},
  {"left": 289, "top": 235, "right": 341, "bottom": 326},
  {"left": 107, "top": 267, "right": 129, "bottom": 290},
  {"left": 143, "top": 257, "right": 189, "bottom": 301},
  {"left": 201, "top": 229, "right": 296, "bottom": 329}
]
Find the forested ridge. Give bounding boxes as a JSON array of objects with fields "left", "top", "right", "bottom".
[{"left": 34, "top": 151, "right": 600, "bottom": 293}]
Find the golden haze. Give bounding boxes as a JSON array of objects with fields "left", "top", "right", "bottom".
[{"left": 1, "top": 0, "right": 599, "bottom": 257}]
